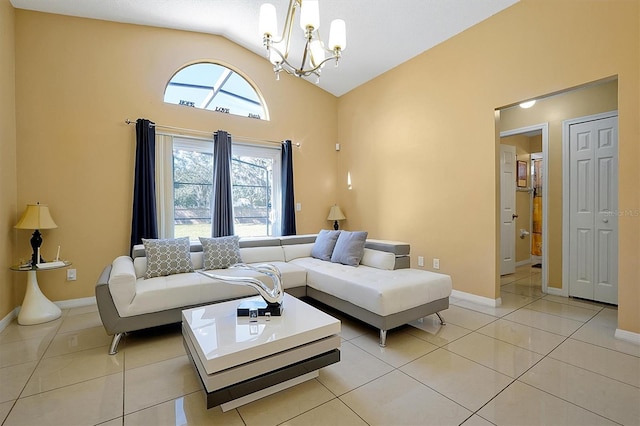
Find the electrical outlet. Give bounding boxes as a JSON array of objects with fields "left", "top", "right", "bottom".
[
  {"left": 67, "top": 269, "right": 77, "bottom": 281},
  {"left": 296, "top": 203, "right": 302, "bottom": 211},
  {"left": 433, "top": 258, "right": 440, "bottom": 270},
  {"left": 417, "top": 256, "right": 424, "bottom": 267}
]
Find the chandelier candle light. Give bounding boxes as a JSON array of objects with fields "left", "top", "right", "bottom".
[{"left": 259, "top": 0, "right": 346, "bottom": 82}]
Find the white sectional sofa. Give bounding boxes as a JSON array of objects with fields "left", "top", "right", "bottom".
[{"left": 96, "top": 234, "right": 452, "bottom": 354}]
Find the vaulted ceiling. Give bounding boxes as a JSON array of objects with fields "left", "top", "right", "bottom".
[{"left": 10, "top": 0, "right": 519, "bottom": 96}]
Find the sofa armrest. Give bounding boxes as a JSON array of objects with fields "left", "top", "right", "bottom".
[{"left": 106, "top": 256, "right": 137, "bottom": 312}]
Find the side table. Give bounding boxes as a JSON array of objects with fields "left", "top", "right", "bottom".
[{"left": 10, "top": 261, "right": 72, "bottom": 325}]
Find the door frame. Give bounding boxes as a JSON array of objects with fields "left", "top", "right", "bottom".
[
  {"left": 500, "top": 123, "right": 549, "bottom": 294},
  {"left": 562, "top": 110, "right": 618, "bottom": 299}
]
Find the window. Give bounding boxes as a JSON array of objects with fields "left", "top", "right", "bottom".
[
  {"left": 164, "top": 62, "right": 267, "bottom": 120},
  {"left": 169, "top": 136, "right": 281, "bottom": 239}
]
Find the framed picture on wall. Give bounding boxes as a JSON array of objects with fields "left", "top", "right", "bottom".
[{"left": 517, "top": 160, "right": 527, "bottom": 187}]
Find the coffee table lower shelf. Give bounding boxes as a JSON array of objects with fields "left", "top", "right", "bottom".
[{"left": 184, "top": 337, "right": 340, "bottom": 411}]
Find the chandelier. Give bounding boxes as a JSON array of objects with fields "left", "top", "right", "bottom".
[{"left": 259, "top": 0, "right": 346, "bottom": 82}]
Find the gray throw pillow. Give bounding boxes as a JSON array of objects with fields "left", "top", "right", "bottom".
[
  {"left": 311, "top": 229, "right": 341, "bottom": 261},
  {"left": 143, "top": 237, "right": 194, "bottom": 278},
  {"left": 330, "top": 231, "right": 368, "bottom": 266},
  {"left": 199, "top": 235, "right": 242, "bottom": 270}
]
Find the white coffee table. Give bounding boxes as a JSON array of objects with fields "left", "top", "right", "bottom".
[{"left": 182, "top": 293, "right": 341, "bottom": 411}]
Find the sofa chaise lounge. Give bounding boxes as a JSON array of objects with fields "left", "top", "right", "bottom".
[{"left": 96, "top": 234, "right": 452, "bottom": 354}]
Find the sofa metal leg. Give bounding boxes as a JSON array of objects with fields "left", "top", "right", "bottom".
[
  {"left": 109, "top": 332, "right": 124, "bottom": 355},
  {"left": 435, "top": 312, "right": 446, "bottom": 325},
  {"left": 379, "top": 330, "right": 387, "bottom": 347}
]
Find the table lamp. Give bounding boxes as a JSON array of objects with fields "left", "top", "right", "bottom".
[
  {"left": 15, "top": 203, "right": 58, "bottom": 266},
  {"left": 327, "top": 205, "right": 346, "bottom": 230}
]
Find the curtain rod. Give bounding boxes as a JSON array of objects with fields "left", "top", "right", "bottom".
[{"left": 124, "top": 119, "right": 300, "bottom": 147}]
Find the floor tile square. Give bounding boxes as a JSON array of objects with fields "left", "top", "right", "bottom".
[
  {"left": 124, "top": 355, "right": 201, "bottom": 414},
  {"left": 350, "top": 328, "right": 438, "bottom": 368},
  {"left": 123, "top": 391, "right": 244, "bottom": 425},
  {"left": 340, "top": 370, "right": 471, "bottom": 426},
  {"left": 401, "top": 348, "right": 513, "bottom": 411},
  {"left": 549, "top": 338, "right": 640, "bottom": 387},
  {"left": 407, "top": 317, "right": 472, "bottom": 346},
  {"left": 237, "top": 379, "right": 334, "bottom": 426},
  {"left": 3, "top": 373, "right": 123, "bottom": 426},
  {"left": 281, "top": 398, "right": 368, "bottom": 426},
  {"left": 520, "top": 357, "right": 640, "bottom": 425},
  {"left": 317, "top": 340, "right": 394, "bottom": 396},
  {"left": 478, "top": 380, "right": 617, "bottom": 425},
  {"left": 22, "top": 346, "right": 124, "bottom": 397},
  {"left": 477, "top": 318, "right": 566, "bottom": 355},
  {"left": 445, "top": 332, "right": 543, "bottom": 378},
  {"left": 0, "top": 361, "right": 37, "bottom": 403},
  {"left": 525, "top": 299, "right": 599, "bottom": 322},
  {"left": 503, "top": 308, "right": 584, "bottom": 336}
]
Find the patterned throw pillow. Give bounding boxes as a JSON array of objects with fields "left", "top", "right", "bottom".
[
  {"left": 199, "top": 235, "right": 242, "bottom": 270},
  {"left": 142, "top": 237, "right": 194, "bottom": 278}
]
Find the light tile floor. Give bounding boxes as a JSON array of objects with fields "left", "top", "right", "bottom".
[{"left": 1, "top": 265, "right": 639, "bottom": 425}]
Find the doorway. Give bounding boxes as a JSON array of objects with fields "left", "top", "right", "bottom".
[{"left": 500, "top": 124, "right": 549, "bottom": 296}]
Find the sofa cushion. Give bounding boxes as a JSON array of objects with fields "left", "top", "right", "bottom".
[
  {"left": 360, "top": 248, "right": 396, "bottom": 270},
  {"left": 283, "top": 243, "right": 314, "bottom": 261},
  {"left": 310, "top": 229, "right": 341, "bottom": 261},
  {"left": 142, "top": 237, "right": 194, "bottom": 278},
  {"left": 117, "top": 261, "right": 308, "bottom": 317},
  {"left": 331, "top": 231, "right": 368, "bottom": 266},
  {"left": 291, "top": 257, "right": 452, "bottom": 316},
  {"left": 200, "top": 235, "right": 242, "bottom": 270},
  {"left": 240, "top": 246, "right": 285, "bottom": 264}
]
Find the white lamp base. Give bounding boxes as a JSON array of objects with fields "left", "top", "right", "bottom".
[{"left": 18, "top": 270, "right": 62, "bottom": 325}]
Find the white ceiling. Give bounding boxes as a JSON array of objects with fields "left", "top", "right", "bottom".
[{"left": 10, "top": 0, "right": 519, "bottom": 97}]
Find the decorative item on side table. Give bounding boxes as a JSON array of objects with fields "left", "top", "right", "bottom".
[
  {"left": 198, "top": 263, "right": 284, "bottom": 316},
  {"left": 12, "top": 203, "right": 70, "bottom": 325},
  {"left": 14, "top": 202, "right": 58, "bottom": 266},
  {"left": 327, "top": 204, "right": 346, "bottom": 230}
]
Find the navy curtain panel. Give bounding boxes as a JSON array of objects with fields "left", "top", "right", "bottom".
[
  {"left": 281, "top": 140, "right": 297, "bottom": 235},
  {"left": 211, "top": 130, "right": 235, "bottom": 237},
  {"left": 130, "top": 118, "right": 158, "bottom": 251}
]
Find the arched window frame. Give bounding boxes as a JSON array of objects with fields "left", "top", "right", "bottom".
[{"left": 163, "top": 61, "right": 269, "bottom": 121}]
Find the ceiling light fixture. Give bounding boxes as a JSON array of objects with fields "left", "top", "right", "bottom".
[
  {"left": 519, "top": 100, "right": 536, "bottom": 109},
  {"left": 259, "top": 0, "right": 346, "bottom": 82}
]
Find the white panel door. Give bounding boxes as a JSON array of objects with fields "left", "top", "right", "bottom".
[
  {"left": 569, "top": 116, "right": 618, "bottom": 304},
  {"left": 500, "top": 144, "right": 516, "bottom": 276}
]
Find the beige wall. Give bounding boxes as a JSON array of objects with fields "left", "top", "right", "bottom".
[
  {"left": 0, "top": 0, "right": 17, "bottom": 320},
  {"left": 500, "top": 79, "right": 618, "bottom": 289},
  {"left": 337, "top": 0, "right": 639, "bottom": 333},
  {"left": 13, "top": 11, "right": 338, "bottom": 306}
]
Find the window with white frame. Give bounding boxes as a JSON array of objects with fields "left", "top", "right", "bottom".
[{"left": 164, "top": 136, "right": 281, "bottom": 239}]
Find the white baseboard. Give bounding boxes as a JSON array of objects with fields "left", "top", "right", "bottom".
[
  {"left": 0, "top": 296, "right": 97, "bottom": 333},
  {"left": 544, "top": 286, "right": 566, "bottom": 297},
  {"left": 515, "top": 260, "right": 531, "bottom": 267},
  {"left": 615, "top": 328, "right": 640, "bottom": 346},
  {"left": 56, "top": 296, "right": 97, "bottom": 310},
  {"left": 0, "top": 308, "right": 19, "bottom": 333},
  {"left": 451, "top": 290, "right": 502, "bottom": 307}
]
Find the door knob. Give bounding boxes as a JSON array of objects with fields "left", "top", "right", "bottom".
[
  {"left": 512, "top": 214, "right": 519, "bottom": 220},
  {"left": 603, "top": 218, "right": 609, "bottom": 223}
]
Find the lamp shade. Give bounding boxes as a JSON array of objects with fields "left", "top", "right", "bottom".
[
  {"left": 327, "top": 205, "right": 346, "bottom": 221},
  {"left": 300, "top": 0, "right": 320, "bottom": 30},
  {"left": 329, "top": 19, "right": 346, "bottom": 51},
  {"left": 15, "top": 204, "right": 58, "bottom": 230},
  {"left": 259, "top": 3, "right": 278, "bottom": 36}
]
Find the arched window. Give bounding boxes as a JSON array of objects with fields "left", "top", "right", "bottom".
[{"left": 164, "top": 62, "right": 267, "bottom": 120}]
